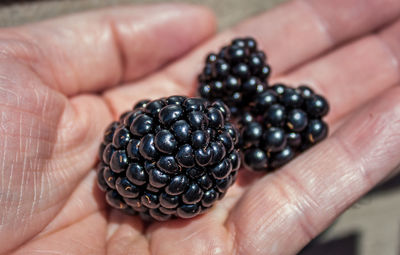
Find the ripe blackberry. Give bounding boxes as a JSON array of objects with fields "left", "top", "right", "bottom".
[
  {"left": 97, "top": 96, "right": 240, "bottom": 221},
  {"left": 198, "top": 37, "right": 271, "bottom": 115},
  {"left": 241, "top": 83, "right": 329, "bottom": 171}
]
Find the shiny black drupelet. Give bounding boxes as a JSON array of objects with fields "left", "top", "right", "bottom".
[
  {"left": 240, "top": 83, "right": 329, "bottom": 171},
  {"left": 97, "top": 96, "right": 240, "bottom": 221},
  {"left": 198, "top": 37, "right": 271, "bottom": 116}
]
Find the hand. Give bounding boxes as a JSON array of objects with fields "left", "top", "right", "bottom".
[{"left": 1, "top": 1, "right": 400, "bottom": 254}]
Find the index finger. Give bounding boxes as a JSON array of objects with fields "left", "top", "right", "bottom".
[{"left": 0, "top": 4, "right": 215, "bottom": 96}]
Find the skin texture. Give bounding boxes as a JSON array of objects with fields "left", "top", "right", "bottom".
[{"left": 1, "top": 0, "right": 400, "bottom": 254}]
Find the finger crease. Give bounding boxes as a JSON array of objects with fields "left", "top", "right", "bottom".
[
  {"left": 334, "top": 135, "right": 374, "bottom": 189},
  {"left": 297, "top": 0, "right": 335, "bottom": 46},
  {"left": 375, "top": 33, "right": 400, "bottom": 77},
  {"left": 273, "top": 171, "right": 321, "bottom": 241},
  {"left": 163, "top": 71, "right": 197, "bottom": 96},
  {"left": 107, "top": 18, "right": 126, "bottom": 85}
]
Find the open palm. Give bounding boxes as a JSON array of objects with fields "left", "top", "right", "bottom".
[{"left": 2, "top": 1, "right": 400, "bottom": 254}]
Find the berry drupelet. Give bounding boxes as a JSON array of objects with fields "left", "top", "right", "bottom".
[
  {"left": 240, "top": 83, "right": 329, "bottom": 171},
  {"left": 97, "top": 96, "right": 240, "bottom": 221},
  {"left": 198, "top": 37, "right": 271, "bottom": 116}
]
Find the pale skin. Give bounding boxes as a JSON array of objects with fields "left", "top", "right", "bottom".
[{"left": 1, "top": 0, "right": 400, "bottom": 254}]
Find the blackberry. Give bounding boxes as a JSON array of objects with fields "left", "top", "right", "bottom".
[
  {"left": 197, "top": 36, "right": 330, "bottom": 172},
  {"left": 198, "top": 37, "right": 271, "bottom": 115},
  {"left": 97, "top": 96, "right": 240, "bottom": 221},
  {"left": 241, "top": 83, "right": 329, "bottom": 171}
]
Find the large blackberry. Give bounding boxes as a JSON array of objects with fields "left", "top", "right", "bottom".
[
  {"left": 97, "top": 96, "right": 240, "bottom": 221},
  {"left": 240, "top": 83, "right": 329, "bottom": 171},
  {"left": 198, "top": 37, "right": 271, "bottom": 116}
]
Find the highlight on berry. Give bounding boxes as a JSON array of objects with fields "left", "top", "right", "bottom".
[{"left": 97, "top": 96, "right": 241, "bottom": 221}]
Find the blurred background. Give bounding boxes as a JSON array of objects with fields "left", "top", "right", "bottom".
[{"left": 0, "top": 1, "right": 399, "bottom": 254}]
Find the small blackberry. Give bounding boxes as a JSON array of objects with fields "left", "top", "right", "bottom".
[
  {"left": 198, "top": 37, "right": 329, "bottom": 172},
  {"left": 198, "top": 37, "right": 271, "bottom": 115},
  {"left": 241, "top": 83, "right": 329, "bottom": 171},
  {"left": 97, "top": 96, "right": 240, "bottom": 221}
]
